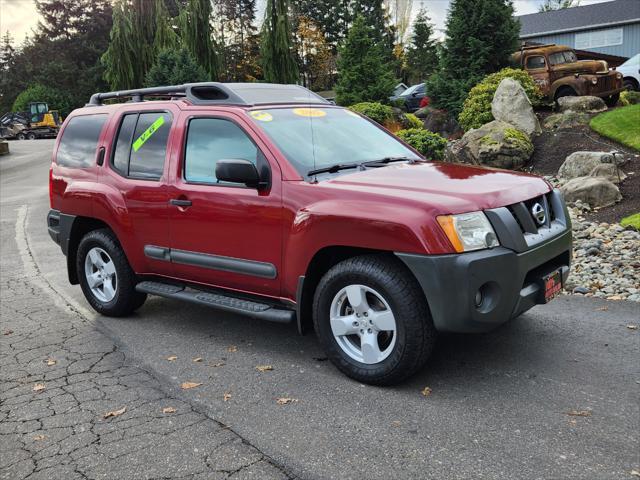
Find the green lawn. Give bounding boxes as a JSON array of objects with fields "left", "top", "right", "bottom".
[{"left": 590, "top": 104, "right": 640, "bottom": 151}]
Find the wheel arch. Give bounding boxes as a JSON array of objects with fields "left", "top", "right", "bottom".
[
  {"left": 66, "top": 216, "right": 118, "bottom": 284},
  {"left": 553, "top": 84, "right": 578, "bottom": 101}
]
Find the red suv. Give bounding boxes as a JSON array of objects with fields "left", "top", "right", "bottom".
[{"left": 47, "top": 83, "right": 572, "bottom": 385}]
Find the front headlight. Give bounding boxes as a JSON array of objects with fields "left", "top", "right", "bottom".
[
  {"left": 591, "top": 77, "right": 598, "bottom": 85},
  {"left": 437, "top": 211, "right": 500, "bottom": 252}
]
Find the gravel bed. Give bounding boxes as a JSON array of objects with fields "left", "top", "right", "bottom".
[{"left": 565, "top": 203, "right": 640, "bottom": 302}]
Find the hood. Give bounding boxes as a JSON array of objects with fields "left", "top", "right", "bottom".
[
  {"left": 321, "top": 162, "right": 550, "bottom": 215},
  {"left": 554, "top": 59, "right": 609, "bottom": 75}
]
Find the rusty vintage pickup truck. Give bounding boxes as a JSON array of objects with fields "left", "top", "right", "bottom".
[{"left": 513, "top": 44, "right": 624, "bottom": 107}]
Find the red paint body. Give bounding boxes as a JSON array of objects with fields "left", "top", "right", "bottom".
[{"left": 50, "top": 101, "right": 551, "bottom": 304}]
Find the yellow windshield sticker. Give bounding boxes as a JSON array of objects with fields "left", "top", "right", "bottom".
[
  {"left": 293, "top": 108, "right": 327, "bottom": 118},
  {"left": 250, "top": 111, "right": 273, "bottom": 122},
  {"left": 132, "top": 116, "right": 165, "bottom": 152}
]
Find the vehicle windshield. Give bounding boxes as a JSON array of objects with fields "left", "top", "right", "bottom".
[
  {"left": 400, "top": 84, "right": 422, "bottom": 96},
  {"left": 549, "top": 50, "right": 578, "bottom": 65},
  {"left": 620, "top": 53, "right": 639, "bottom": 67},
  {"left": 248, "top": 107, "right": 421, "bottom": 177}
]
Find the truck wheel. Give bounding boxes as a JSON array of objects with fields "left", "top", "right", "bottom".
[
  {"left": 604, "top": 93, "right": 620, "bottom": 107},
  {"left": 17, "top": 133, "right": 26, "bottom": 140},
  {"left": 623, "top": 78, "right": 638, "bottom": 91},
  {"left": 313, "top": 255, "right": 435, "bottom": 385},
  {"left": 554, "top": 87, "right": 576, "bottom": 108},
  {"left": 26, "top": 132, "right": 36, "bottom": 140},
  {"left": 76, "top": 228, "right": 146, "bottom": 317}
]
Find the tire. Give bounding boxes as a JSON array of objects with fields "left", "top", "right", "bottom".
[
  {"left": 313, "top": 255, "right": 435, "bottom": 385},
  {"left": 17, "top": 133, "right": 26, "bottom": 140},
  {"left": 605, "top": 93, "right": 620, "bottom": 107},
  {"left": 623, "top": 78, "right": 638, "bottom": 91},
  {"left": 554, "top": 87, "right": 576, "bottom": 108},
  {"left": 26, "top": 132, "right": 36, "bottom": 140},
  {"left": 76, "top": 228, "right": 146, "bottom": 317}
]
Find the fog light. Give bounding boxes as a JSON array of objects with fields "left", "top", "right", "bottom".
[{"left": 474, "top": 290, "right": 484, "bottom": 307}]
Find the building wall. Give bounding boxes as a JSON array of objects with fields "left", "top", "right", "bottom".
[{"left": 522, "top": 22, "right": 640, "bottom": 59}]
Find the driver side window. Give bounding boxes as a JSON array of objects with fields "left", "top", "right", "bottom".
[
  {"left": 184, "top": 118, "right": 258, "bottom": 184},
  {"left": 526, "top": 56, "right": 546, "bottom": 69}
]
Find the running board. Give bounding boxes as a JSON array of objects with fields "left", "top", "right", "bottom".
[{"left": 136, "top": 281, "right": 294, "bottom": 324}]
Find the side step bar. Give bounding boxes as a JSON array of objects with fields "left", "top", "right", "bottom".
[{"left": 136, "top": 281, "right": 294, "bottom": 324}]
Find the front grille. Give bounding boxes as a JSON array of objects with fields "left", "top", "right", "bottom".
[
  {"left": 598, "top": 75, "right": 614, "bottom": 91},
  {"left": 506, "top": 193, "right": 554, "bottom": 235}
]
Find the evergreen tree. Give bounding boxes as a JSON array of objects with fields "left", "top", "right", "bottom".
[
  {"left": 179, "top": 0, "right": 219, "bottom": 79},
  {"left": 154, "top": 0, "right": 179, "bottom": 52},
  {"left": 426, "top": 0, "right": 519, "bottom": 115},
  {"left": 291, "top": 0, "right": 350, "bottom": 48},
  {"left": 145, "top": 48, "right": 208, "bottom": 86},
  {"left": 102, "top": 1, "right": 137, "bottom": 89},
  {"left": 217, "top": 0, "right": 260, "bottom": 81},
  {"left": 405, "top": 8, "right": 438, "bottom": 84},
  {"left": 260, "top": 0, "right": 299, "bottom": 83},
  {"left": 335, "top": 15, "right": 397, "bottom": 105}
]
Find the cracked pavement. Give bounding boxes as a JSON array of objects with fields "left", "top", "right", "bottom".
[
  {"left": 1, "top": 140, "right": 639, "bottom": 480},
  {"left": 1, "top": 145, "right": 291, "bottom": 479}
]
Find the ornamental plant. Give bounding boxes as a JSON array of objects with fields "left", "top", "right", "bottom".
[
  {"left": 395, "top": 128, "right": 447, "bottom": 160},
  {"left": 348, "top": 102, "right": 394, "bottom": 125},
  {"left": 458, "top": 68, "right": 543, "bottom": 131}
]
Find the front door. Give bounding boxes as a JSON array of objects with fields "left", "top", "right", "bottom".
[{"left": 167, "top": 112, "right": 283, "bottom": 298}]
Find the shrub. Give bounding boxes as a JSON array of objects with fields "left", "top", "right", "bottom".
[
  {"left": 12, "top": 84, "right": 74, "bottom": 118},
  {"left": 146, "top": 48, "right": 208, "bottom": 87},
  {"left": 458, "top": 68, "right": 543, "bottom": 131},
  {"left": 348, "top": 102, "right": 394, "bottom": 125},
  {"left": 405, "top": 113, "right": 424, "bottom": 129},
  {"left": 620, "top": 90, "right": 640, "bottom": 106},
  {"left": 621, "top": 213, "right": 640, "bottom": 230},
  {"left": 395, "top": 128, "right": 447, "bottom": 160}
]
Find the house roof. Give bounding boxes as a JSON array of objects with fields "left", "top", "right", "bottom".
[{"left": 517, "top": 0, "right": 640, "bottom": 38}]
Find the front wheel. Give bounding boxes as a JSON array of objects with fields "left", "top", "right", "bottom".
[
  {"left": 77, "top": 229, "right": 146, "bottom": 317},
  {"left": 313, "top": 255, "right": 435, "bottom": 385}
]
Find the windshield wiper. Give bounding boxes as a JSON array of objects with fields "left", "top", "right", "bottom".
[
  {"left": 361, "top": 156, "right": 422, "bottom": 167},
  {"left": 307, "top": 162, "right": 361, "bottom": 176}
]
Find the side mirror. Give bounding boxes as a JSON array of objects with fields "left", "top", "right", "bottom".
[{"left": 215, "top": 159, "right": 260, "bottom": 188}]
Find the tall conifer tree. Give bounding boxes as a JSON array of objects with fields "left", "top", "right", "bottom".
[
  {"left": 260, "top": 0, "right": 299, "bottom": 84},
  {"left": 405, "top": 8, "right": 438, "bottom": 84}
]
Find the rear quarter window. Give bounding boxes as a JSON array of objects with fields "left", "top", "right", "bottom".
[{"left": 56, "top": 114, "right": 108, "bottom": 168}]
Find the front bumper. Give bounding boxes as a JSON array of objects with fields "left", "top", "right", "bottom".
[{"left": 396, "top": 190, "right": 572, "bottom": 333}]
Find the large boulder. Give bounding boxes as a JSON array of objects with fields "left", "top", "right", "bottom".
[
  {"left": 557, "top": 95, "right": 607, "bottom": 113},
  {"left": 444, "top": 120, "right": 533, "bottom": 169},
  {"left": 589, "top": 163, "right": 627, "bottom": 184},
  {"left": 417, "top": 107, "right": 463, "bottom": 139},
  {"left": 543, "top": 111, "right": 592, "bottom": 130},
  {"left": 560, "top": 176, "right": 621, "bottom": 208},
  {"left": 558, "top": 151, "right": 616, "bottom": 179},
  {"left": 491, "top": 78, "right": 541, "bottom": 137}
]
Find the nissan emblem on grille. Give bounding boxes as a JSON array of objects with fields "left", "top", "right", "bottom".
[{"left": 531, "top": 203, "right": 546, "bottom": 226}]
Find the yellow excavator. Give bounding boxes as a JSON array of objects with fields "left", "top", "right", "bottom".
[{"left": 0, "top": 102, "right": 62, "bottom": 140}]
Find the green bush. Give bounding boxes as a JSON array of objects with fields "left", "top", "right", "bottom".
[
  {"left": 348, "top": 102, "right": 394, "bottom": 125},
  {"left": 621, "top": 213, "right": 640, "bottom": 230},
  {"left": 458, "top": 68, "right": 543, "bottom": 131},
  {"left": 12, "top": 84, "right": 74, "bottom": 118},
  {"left": 395, "top": 128, "right": 447, "bottom": 160},
  {"left": 405, "top": 113, "right": 424, "bottom": 129},
  {"left": 620, "top": 90, "right": 640, "bottom": 106}
]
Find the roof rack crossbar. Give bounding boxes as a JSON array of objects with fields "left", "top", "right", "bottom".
[{"left": 87, "top": 82, "right": 249, "bottom": 106}]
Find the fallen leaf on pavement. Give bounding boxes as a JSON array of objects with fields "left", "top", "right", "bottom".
[
  {"left": 103, "top": 406, "right": 126, "bottom": 419},
  {"left": 181, "top": 382, "right": 202, "bottom": 390},
  {"left": 565, "top": 410, "right": 591, "bottom": 417},
  {"left": 209, "top": 362, "right": 225, "bottom": 368},
  {"left": 567, "top": 419, "right": 577, "bottom": 425},
  {"left": 391, "top": 420, "right": 401, "bottom": 427},
  {"left": 3, "top": 330, "right": 13, "bottom": 335},
  {"left": 595, "top": 306, "right": 608, "bottom": 311},
  {"left": 227, "top": 345, "right": 237, "bottom": 353},
  {"left": 192, "top": 357, "right": 203, "bottom": 363},
  {"left": 223, "top": 392, "right": 232, "bottom": 402},
  {"left": 166, "top": 355, "right": 177, "bottom": 361},
  {"left": 45, "top": 359, "right": 56, "bottom": 366},
  {"left": 630, "top": 469, "right": 640, "bottom": 478},
  {"left": 33, "top": 383, "right": 45, "bottom": 392},
  {"left": 162, "top": 407, "right": 176, "bottom": 414},
  {"left": 33, "top": 434, "right": 46, "bottom": 441},
  {"left": 256, "top": 365, "right": 273, "bottom": 372},
  {"left": 421, "top": 387, "right": 432, "bottom": 397},
  {"left": 276, "top": 397, "right": 298, "bottom": 405},
  {"left": 627, "top": 325, "right": 638, "bottom": 330}
]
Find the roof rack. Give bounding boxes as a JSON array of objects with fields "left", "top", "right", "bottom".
[{"left": 87, "top": 82, "right": 330, "bottom": 107}]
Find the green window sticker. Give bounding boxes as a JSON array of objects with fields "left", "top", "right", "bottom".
[{"left": 132, "top": 116, "right": 165, "bottom": 152}]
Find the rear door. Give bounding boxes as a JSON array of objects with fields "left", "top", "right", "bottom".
[{"left": 166, "top": 110, "right": 283, "bottom": 298}]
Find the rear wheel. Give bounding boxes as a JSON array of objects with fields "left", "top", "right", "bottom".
[
  {"left": 313, "top": 255, "right": 435, "bottom": 385},
  {"left": 26, "top": 132, "right": 36, "bottom": 140},
  {"left": 77, "top": 229, "right": 146, "bottom": 316},
  {"left": 604, "top": 93, "right": 620, "bottom": 107}
]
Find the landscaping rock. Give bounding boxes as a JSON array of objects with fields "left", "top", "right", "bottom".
[
  {"left": 543, "top": 111, "right": 592, "bottom": 130},
  {"left": 491, "top": 78, "right": 541, "bottom": 137},
  {"left": 560, "top": 176, "right": 622, "bottom": 208},
  {"left": 558, "top": 151, "right": 615, "bottom": 179},
  {"left": 557, "top": 95, "right": 607, "bottom": 113},
  {"left": 417, "top": 107, "right": 463, "bottom": 139},
  {"left": 589, "top": 163, "right": 627, "bottom": 184},
  {"left": 445, "top": 120, "right": 533, "bottom": 169}
]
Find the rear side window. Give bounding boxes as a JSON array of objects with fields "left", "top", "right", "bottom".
[
  {"left": 56, "top": 114, "right": 107, "bottom": 168},
  {"left": 111, "top": 112, "right": 171, "bottom": 180}
]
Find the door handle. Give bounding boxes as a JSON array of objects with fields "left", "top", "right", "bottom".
[{"left": 169, "top": 198, "right": 192, "bottom": 207}]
